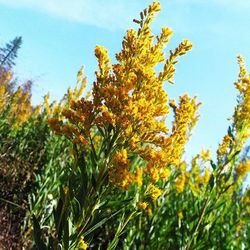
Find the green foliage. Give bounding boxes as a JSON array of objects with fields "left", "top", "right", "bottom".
[{"left": 0, "top": 36, "right": 22, "bottom": 69}]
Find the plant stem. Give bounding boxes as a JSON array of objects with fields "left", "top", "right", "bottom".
[
  {"left": 0, "top": 197, "right": 24, "bottom": 209},
  {"left": 185, "top": 197, "right": 209, "bottom": 250}
]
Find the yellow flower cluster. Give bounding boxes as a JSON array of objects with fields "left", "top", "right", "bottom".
[
  {"left": 147, "top": 183, "right": 163, "bottom": 200},
  {"left": 200, "top": 149, "right": 211, "bottom": 162},
  {"left": 135, "top": 168, "right": 143, "bottom": 188},
  {"left": 242, "top": 189, "right": 250, "bottom": 206},
  {"left": 137, "top": 201, "right": 148, "bottom": 210},
  {"left": 78, "top": 236, "right": 88, "bottom": 249},
  {"left": 216, "top": 56, "right": 250, "bottom": 172},
  {"left": 186, "top": 153, "right": 211, "bottom": 196},
  {"left": 0, "top": 70, "right": 9, "bottom": 111},
  {"left": 0, "top": 70, "right": 34, "bottom": 127},
  {"left": 168, "top": 95, "right": 200, "bottom": 165},
  {"left": 177, "top": 210, "right": 183, "bottom": 220},
  {"left": 235, "top": 159, "right": 250, "bottom": 179},
  {"left": 137, "top": 95, "right": 199, "bottom": 185},
  {"left": 49, "top": 97, "right": 94, "bottom": 144},
  {"left": 48, "top": 66, "right": 88, "bottom": 130},
  {"left": 188, "top": 168, "right": 211, "bottom": 196},
  {"left": 109, "top": 149, "right": 134, "bottom": 189},
  {"left": 234, "top": 55, "right": 250, "bottom": 133},
  {"left": 49, "top": 1, "right": 199, "bottom": 190},
  {"left": 217, "top": 135, "right": 232, "bottom": 157},
  {"left": 175, "top": 174, "right": 186, "bottom": 193}
]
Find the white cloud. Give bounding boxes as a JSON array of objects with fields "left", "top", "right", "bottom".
[
  {"left": 0, "top": 0, "right": 146, "bottom": 30},
  {"left": 0, "top": 0, "right": 250, "bottom": 31}
]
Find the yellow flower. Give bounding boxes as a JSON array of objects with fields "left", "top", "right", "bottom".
[
  {"left": 130, "top": 134, "right": 140, "bottom": 149},
  {"left": 78, "top": 236, "right": 88, "bottom": 249},
  {"left": 217, "top": 135, "right": 232, "bottom": 156},
  {"left": 168, "top": 95, "right": 200, "bottom": 165},
  {"left": 189, "top": 181, "right": 200, "bottom": 197},
  {"left": 151, "top": 1, "right": 161, "bottom": 12},
  {"left": 147, "top": 183, "right": 162, "bottom": 200},
  {"left": 236, "top": 159, "right": 250, "bottom": 179},
  {"left": 113, "top": 149, "right": 128, "bottom": 165},
  {"left": 178, "top": 210, "right": 183, "bottom": 220},
  {"left": 232, "top": 55, "right": 250, "bottom": 147},
  {"left": 44, "top": 93, "right": 51, "bottom": 114},
  {"left": 5, "top": 71, "right": 11, "bottom": 81},
  {"left": 78, "top": 135, "right": 88, "bottom": 145},
  {"left": 1, "top": 84, "right": 33, "bottom": 127},
  {"left": 120, "top": 173, "right": 133, "bottom": 189},
  {"left": 159, "top": 167, "right": 171, "bottom": 180},
  {"left": 135, "top": 168, "right": 143, "bottom": 188},
  {"left": 51, "top": 1, "right": 197, "bottom": 191},
  {"left": 93, "top": 135, "right": 101, "bottom": 145},
  {"left": 137, "top": 201, "right": 148, "bottom": 210},
  {"left": 242, "top": 189, "right": 250, "bottom": 205},
  {"left": 149, "top": 167, "right": 160, "bottom": 183},
  {"left": 200, "top": 149, "right": 211, "bottom": 161},
  {"left": 175, "top": 174, "right": 186, "bottom": 193},
  {"left": 203, "top": 168, "right": 211, "bottom": 184},
  {"left": 63, "top": 187, "right": 69, "bottom": 195}
]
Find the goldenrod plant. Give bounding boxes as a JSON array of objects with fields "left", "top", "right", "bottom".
[
  {"left": 0, "top": 1, "right": 249, "bottom": 249},
  {"left": 30, "top": 2, "right": 250, "bottom": 249}
]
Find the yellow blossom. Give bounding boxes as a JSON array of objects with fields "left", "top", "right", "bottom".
[
  {"left": 236, "top": 220, "right": 245, "bottom": 233},
  {"left": 178, "top": 210, "right": 183, "bottom": 220},
  {"left": 44, "top": 93, "right": 51, "bottom": 114},
  {"left": 235, "top": 159, "right": 250, "bottom": 179},
  {"left": 119, "top": 173, "right": 133, "bottom": 189},
  {"left": 48, "top": 118, "right": 61, "bottom": 134},
  {"left": 200, "top": 149, "right": 211, "bottom": 161},
  {"left": 202, "top": 168, "right": 211, "bottom": 184},
  {"left": 175, "top": 174, "right": 186, "bottom": 193},
  {"left": 167, "top": 95, "right": 200, "bottom": 165},
  {"left": 189, "top": 181, "right": 200, "bottom": 197},
  {"left": 113, "top": 149, "right": 128, "bottom": 165},
  {"left": 159, "top": 167, "right": 171, "bottom": 180},
  {"left": 148, "top": 166, "right": 160, "bottom": 183},
  {"left": 234, "top": 56, "right": 250, "bottom": 132},
  {"left": 217, "top": 135, "right": 232, "bottom": 156},
  {"left": 6, "top": 71, "right": 12, "bottom": 81},
  {"left": 78, "top": 236, "right": 88, "bottom": 249},
  {"left": 135, "top": 168, "right": 143, "bottom": 188},
  {"left": 147, "top": 183, "right": 162, "bottom": 200},
  {"left": 93, "top": 135, "right": 101, "bottom": 146},
  {"left": 137, "top": 201, "right": 148, "bottom": 210},
  {"left": 50, "top": 1, "right": 197, "bottom": 191},
  {"left": 63, "top": 187, "right": 69, "bottom": 195}
]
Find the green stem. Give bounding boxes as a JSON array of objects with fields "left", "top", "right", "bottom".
[{"left": 185, "top": 197, "right": 209, "bottom": 250}]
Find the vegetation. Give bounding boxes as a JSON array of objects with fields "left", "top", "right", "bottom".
[
  {"left": 0, "top": 2, "right": 249, "bottom": 249},
  {"left": 0, "top": 36, "right": 22, "bottom": 69}
]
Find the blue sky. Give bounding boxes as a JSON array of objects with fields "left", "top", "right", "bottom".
[{"left": 0, "top": 0, "right": 249, "bottom": 186}]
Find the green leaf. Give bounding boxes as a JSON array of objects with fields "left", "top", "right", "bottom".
[{"left": 83, "top": 207, "right": 124, "bottom": 237}]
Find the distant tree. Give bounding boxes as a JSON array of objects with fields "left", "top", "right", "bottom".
[{"left": 0, "top": 36, "right": 22, "bottom": 69}]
